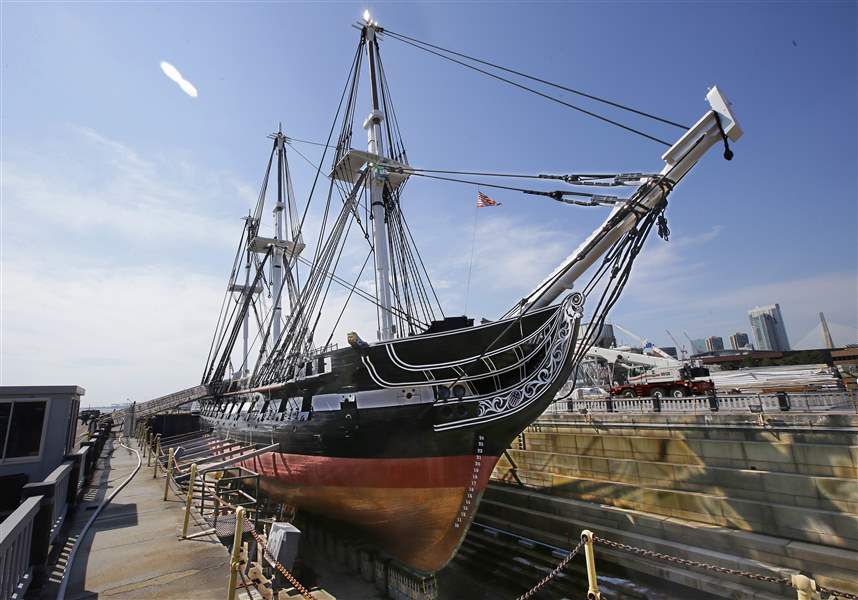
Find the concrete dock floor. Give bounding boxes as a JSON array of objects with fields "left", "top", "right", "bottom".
[
  {"left": 37, "top": 437, "right": 379, "bottom": 600},
  {"left": 32, "top": 435, "right": 574, "bottom": 599},
  {"left": 43, "top": 438, "right": 231, "bottom": 599}
]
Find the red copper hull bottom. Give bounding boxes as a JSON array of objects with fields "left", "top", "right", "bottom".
[{"left": 241, "top": 453, "right": 498, "bottom": 572}]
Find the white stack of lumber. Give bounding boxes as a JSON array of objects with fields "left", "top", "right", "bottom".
[{"left": 707, "top": 364, "right": 842, "bottom": 393}]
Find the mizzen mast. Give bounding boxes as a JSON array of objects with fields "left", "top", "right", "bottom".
[{"left": 271, "top": 127, "right": 302, "bottom": 344}]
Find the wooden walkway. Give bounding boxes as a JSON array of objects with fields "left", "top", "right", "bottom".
[{"left": 48, "top": 438, "right": 231, "bottom": 600}]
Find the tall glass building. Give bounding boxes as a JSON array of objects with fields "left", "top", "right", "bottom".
[{"left": 748, "top": 304, "right": 791, "bottom": 351}]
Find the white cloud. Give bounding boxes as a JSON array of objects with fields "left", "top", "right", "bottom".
[
  {"left": 1, "top": 259, "right": 224, "bottom": 406},
  {"left": 576, "top": 222, "right": 857, "bottom": 349},
  {"left": 462, "top": 215, "right": 572, "bottom": 294},
  {"left": 622, "top": 225, "right": 723, "bottom": 298},
  {"left": 695, "top": 272, "right": 858, "bottom": 348},
  {"left": 0, "top": 126, "right": 262, "bottom": 405},
  {"left": 1, "top": 126, "right": 250, "bottom": 254},
  {"left": 160, "top": 61, "right": 198, "bottom": 98}
]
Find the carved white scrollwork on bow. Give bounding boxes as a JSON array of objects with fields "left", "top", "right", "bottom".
[{"left": 434, "top": 296, "right": 580, "bottom": 432}]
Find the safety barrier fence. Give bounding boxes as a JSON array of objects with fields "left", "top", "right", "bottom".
[
  {"left": 0, "top": 497, "right": 40, "bottom": 600},
  {"left": 138, "top": 424, "right": 317, "bottom": 600},
  {"left": 546, "top": 390, "right": 858, "bottom": 416},
  {"left": 514, "top": 528, "right": 858, "bottom": 600},
  {"left": 0, "top": 421, "right": 111, "bottom": 600}
]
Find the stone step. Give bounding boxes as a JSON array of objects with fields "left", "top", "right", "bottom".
[
  {"left": 491, "top": 466, "right": 858, "bottom": 550},
  {"left": 520, "top": 431, "right": 858, "bottom": 478},
  {"left": 459, "top": 526, "right": 677, "bottom": 600},
  {"left": 482, "top": 483, "right": 858, "bottom": 594},
  {"left": 472, "top": 502, "right": 788, "bottom": 599},
  {"left": 498, "top": 448, "right": 858, "bottom": 512}
]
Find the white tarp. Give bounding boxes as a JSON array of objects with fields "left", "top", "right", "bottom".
[{"left": 707, "top": 363, "right": 842, "bottom": 393}]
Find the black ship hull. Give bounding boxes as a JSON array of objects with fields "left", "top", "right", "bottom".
[{"left": 199, "top": 296, "right": 582, "bottom": 572}]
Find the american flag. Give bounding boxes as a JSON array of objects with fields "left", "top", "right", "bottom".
[{"left": 476, "top": 191, "right": 501, "bottom": 208}]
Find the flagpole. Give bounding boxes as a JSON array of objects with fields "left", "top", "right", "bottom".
[{"left": 464, "top": 186, "right": 480, "bottom": 316}]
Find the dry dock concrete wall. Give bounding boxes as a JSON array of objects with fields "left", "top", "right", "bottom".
[{"left": 486, "top": 411, "right": 858, "bottom": 598}]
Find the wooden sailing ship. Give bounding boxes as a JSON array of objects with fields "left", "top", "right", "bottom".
[{"left": 196, "top": 14, "right": 742, "bottom": 573}]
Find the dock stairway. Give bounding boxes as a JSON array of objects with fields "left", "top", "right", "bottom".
[
  {"left": 141, "top": 428, "right": 276, "bottom": 530},
  {"left": 134, "top": 426, "right": 333, "bottom": 599}
]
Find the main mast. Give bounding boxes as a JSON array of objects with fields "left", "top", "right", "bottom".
[
  {"left": 364, "top": 14, "right": 395, "bottom": 341},
  {"left": 273, "top": 130, "right": 287, "bottom": 344}
]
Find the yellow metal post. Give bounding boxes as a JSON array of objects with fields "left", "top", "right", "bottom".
[
  {"left": 181, "top": 463, "right": 198, "bottom": 539},
  {"left": 227, "top": 506, "right": 246, "bottom": 600},
  {"left": 153, "top": 436, "right": 162, "bottom": 478},
  {"left": 581, "top": 530, "right": 601, "bottom": 600},
  {"left": 791, "top": 573, "right": 817, "bottom": 600},
  {"left": 163, "top": 448, "right": 175, "bottom": 501}
]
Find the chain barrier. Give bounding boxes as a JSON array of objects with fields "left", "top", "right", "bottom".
[
  {"left": 237, "top": 569, "right": 259, "bottom": 597},
  {"left": 817, "top": 584, "right": 858, "bottom": 600},
  {"left": 593, "top": 535, "right": 789, "bottom": 585},
  {"left": 202, "top": 487, "right": 313, "bottom": 599},
  {"left": 515, "top": 539, "right": 585, "bottom": 600},
  {"left": 248, "top": 528, "right": 315, "bottom": 600}
]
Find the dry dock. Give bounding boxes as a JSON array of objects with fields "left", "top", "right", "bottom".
[
  {"left": 485, "top": 396, "right": 858, "bottom": 599},
  {"left": 6, "top": 389, "right": 857, "bottom": 600}
]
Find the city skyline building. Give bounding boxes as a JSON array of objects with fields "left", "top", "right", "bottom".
[
  {"left": 729, "top": 332, "right": 751, "bottom": 350},
  {"left": 748, "top": 304, "right": 791, "bottom": 351},
  {"left": 706, "top": 336, "right": 725, "bottom": 352}
]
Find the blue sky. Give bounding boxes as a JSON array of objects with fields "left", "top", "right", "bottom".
[{"left": 1, "top": 2, "right": 856, "bottom": 405}]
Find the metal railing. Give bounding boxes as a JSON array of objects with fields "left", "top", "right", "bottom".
[
  {"left": 141, "top": 424, "right": 315, "bottom": 600},
  {"left": 546, "top": 390, "right": 858, "bottom": 416},
  {"left": 123, "top": 384, "right": 209, "bottom": 424},
  {"left": 0, "top": 496, "right": 41, "bottom": 600},
  {"left": 0, "top": 422, "right": 110, "bottom": 599},
  {"left": 72, "top": 446, "right": 91, "bottom": 495},
  {"left": 41, "top": 462, "right": 74, "bottom": 544}
]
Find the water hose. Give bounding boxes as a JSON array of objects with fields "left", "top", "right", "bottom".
[{"left": 56, "top": 435, "right": 142, "bottom": 600}]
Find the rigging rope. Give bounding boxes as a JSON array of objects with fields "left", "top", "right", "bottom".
[
  {"left": 380, "top": 28, "right": 689, "bottom": 130},
  {"left": 403, "top": 170, "right": 623, "bottom": 205},
  {"left": 379, "top": 29, "right": 675, "bottom": 146},
  {"left": 284, "top": 136, "right": 656, "bottom": 190}
]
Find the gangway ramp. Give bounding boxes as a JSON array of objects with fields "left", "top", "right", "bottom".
[{"left": 115, "top": 384, "right": 209, "bottom": 432}]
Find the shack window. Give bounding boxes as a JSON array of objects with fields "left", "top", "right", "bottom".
[
  {"left": 0, "top": 402, "right": 10, "bottom": 458},
  {"left": 4, "top": 401, "right": 47, "bottom": 459}
]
